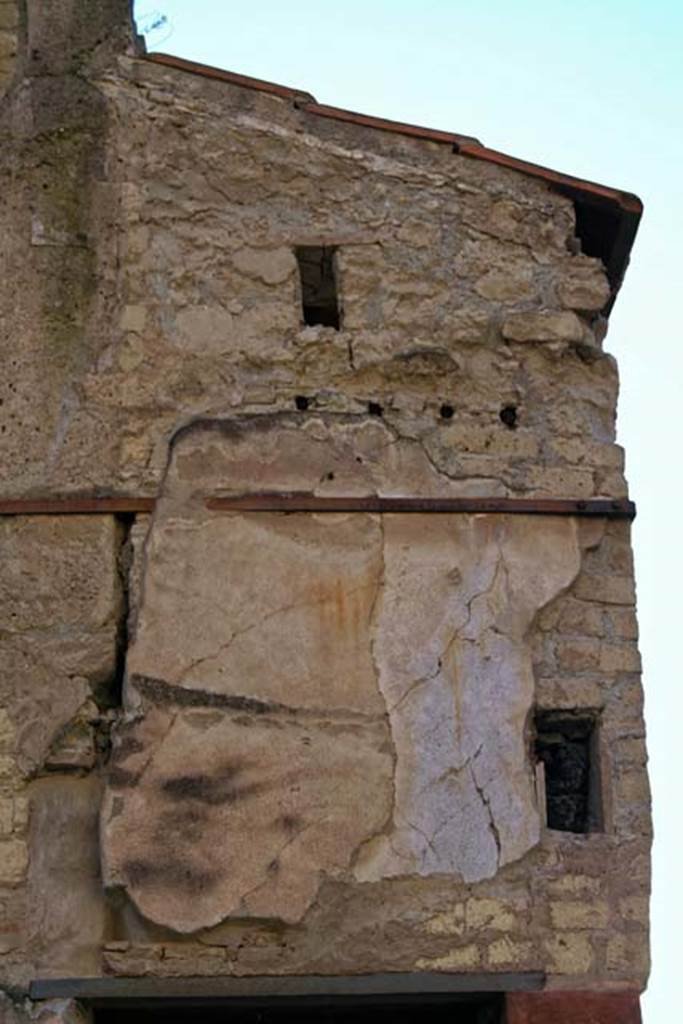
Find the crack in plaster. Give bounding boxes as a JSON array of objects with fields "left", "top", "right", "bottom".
[{"left": 174, "top": 579, "right": 377, "bottom": 686}]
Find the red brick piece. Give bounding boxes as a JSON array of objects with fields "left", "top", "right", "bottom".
[{"left": 506, "top": 990, "right": 642, "bottom": 1024}]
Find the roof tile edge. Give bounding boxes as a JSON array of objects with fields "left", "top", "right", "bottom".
[
  {"left": 143, "top": 52, "right": 642, "bottom": 217},
  {"left": 140, "top": 52, "right": 642, "bottom": 307}
]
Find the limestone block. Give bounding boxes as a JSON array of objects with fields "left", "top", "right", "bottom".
[
  {"left": 573, "top": 573, "right": 636, "bottom": 606},
  {"left": 416, "top": 944, "right": 481, "bottom": 970},
  {"left": 119, "top": 304, "right": 148, "bottom": 332},
  {"left": 0, "top": 839, "right": 28, "bottom": 884},
  {"left": 620, "top": 895, "right": 649, "bottom": 922},
  {"left": 433, "top": 422, "right": 540, "bottom": 459},
  {"left": 544, "top": 932, "right": 594, "bottom": 973},
  {"left": 466, "top": 897, "right": 516, "bottom": 931},
  {"left": 102, "top": 415, "right": 593, "bottom": 932},
  {"left": 556, "top": 261, "right": 611, "bottom": 311},
  {"left": 487, "top": 937, "right": 535, "bottom": 965},
  {"left": 606, "top": 931, "right": 650, "bottom": 980},
  {"left": 0, "top": 708, "right": 15, "bottom": 752},
  {"left": 0, "top": 797, "right": 13, "bottom": 836},
  {"left": 0, "top": 516, "right": 121, "bottom": 774},
  {"left": 550, "top": 900, "right": 609, "bottom": 929},
  {"left": 615, "top": 771, "right": 651, "bottom": 804},
  {"left": 27, "top": 777, "right": 105, "bottom": 974},
  {"left": 423, "top": 905, "right": 465, "bottom": 936},
  {"left": 555, "top": 637, "right": 601, "bottom": 672},
  {"left": 600, "top": 642, "right": 641, "bottom": 673},
  {"left": 502, "top": 311, "right": 585, "bottom": 344},
  {"left": 1, "top": 648, "right": 93, "bottom": 776},
  {"left": 232, "top": 246, "right": 296, "bottom": 285},
  {"left": 0, "top": 516, "right": 120, "bottom": 634},
  {"left": 547, "top": 874, "right": 602, "bottom": 897},
  {"left": 0, "top": 4, "right": 19, "bottom": 31},
  {"left": 0, "top": 55, "right": 15, "bottom": 85},
  {"left": 462, "top": 194, "right": 573, "bottom": 258},
  {"left": 0, "top": 29, "right": 16, "bottom": 57},
  {"left": 474, "top": 267, "right": 535, "bottom": 302},
  {"left": 547, "top": 438, "right": 624, "bottom": 469},
  {"left": 606, "top": 607, "right": 639, "bottom": 641}
]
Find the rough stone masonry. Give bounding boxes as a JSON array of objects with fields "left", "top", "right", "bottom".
[{"left": 0, "top": 1, "right": 649, "bottom": 1022}]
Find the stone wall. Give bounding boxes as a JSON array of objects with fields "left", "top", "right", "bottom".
[
  {"left": 0, "top": 1, "right": 17, "bottom": 95},
  {"left": 2, "top": 38, "right": 622, "bottom": 499},
  {"left": 0, "top": 0, "right": 649, "bottom": 1016}
]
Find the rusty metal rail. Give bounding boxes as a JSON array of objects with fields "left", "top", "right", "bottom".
[
  {"left": 0, "top": 497, "right": 156, "bottom": 515},
  {"left": 206, "top": 494, "right": 636, "bottom": 518},
  {"left": 0, "top": 495, "right": 635, "bottom": 518}
]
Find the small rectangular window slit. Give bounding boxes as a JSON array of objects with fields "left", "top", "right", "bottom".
[
  {"left": 534, "top": 710, "right": 602, "bottom": 833},
  {"left": 296, "top": 245, "right": 341, "bottom": 329}
]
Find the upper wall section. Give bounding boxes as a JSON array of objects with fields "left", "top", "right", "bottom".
[{"left": 1, "top": 16, "right": 639, "bottom": 499}]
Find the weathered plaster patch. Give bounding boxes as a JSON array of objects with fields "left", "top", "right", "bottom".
[{"left": 103, "top": 416, "right": 584, "bottom": 930}]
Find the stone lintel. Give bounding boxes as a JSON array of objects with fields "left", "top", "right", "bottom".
[{"left": 31, "top": 972, "right": 545, "bottom": 1003}]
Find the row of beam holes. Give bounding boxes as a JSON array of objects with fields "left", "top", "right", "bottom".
[
  {"left": 295, "top": 248, "right": 520, "bottom": 430},
  {"left": 294, "top": 395, "right": 518, "bottom": 427}
]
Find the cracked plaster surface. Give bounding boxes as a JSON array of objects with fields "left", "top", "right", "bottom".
[
  {"left": 355, "top": 511, "right": 582, "bottom": 883},
  {"left": 102, "top": 415, "right": 585, "bottom": 931}
]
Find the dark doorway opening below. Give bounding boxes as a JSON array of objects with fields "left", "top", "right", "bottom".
[{"left": 95, "top": 995, "right": 503, "bottom": 1024}]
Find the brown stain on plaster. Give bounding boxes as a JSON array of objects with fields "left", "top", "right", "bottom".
[
  {"left": 159, "top": 761, "right": 269, "bottom": 807},
  {"left": 123, "top": 857, "right": 220, "bottom": 896}
]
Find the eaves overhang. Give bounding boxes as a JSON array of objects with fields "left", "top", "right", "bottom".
[{"left": 143, "top": 52, "right": 642, "bottom": 314}]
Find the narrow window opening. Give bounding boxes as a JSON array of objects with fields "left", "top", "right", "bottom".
[
  {"left": 296, "top": 246, "right": 341, "bottom": 329},
  {"left": 534, "top": 710, "right": 602, "bottom": 833}
]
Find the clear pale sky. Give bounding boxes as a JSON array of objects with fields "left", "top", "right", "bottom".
[{"left": 133, "top": 3, "right": 682, "bottom": 1018}]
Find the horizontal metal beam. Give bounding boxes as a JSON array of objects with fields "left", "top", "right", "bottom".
[
  {"left": 30, "top": 972, "right": 545, "bottom": 1005},
  {"left": 0, "top": 498, "right": 155, "bottom": 516},
  {"left": 0, "top": 496, "right": 636, "bottom": 519},
  {"left": 206, "top": 495, "right": 636, "bottom": 519}
]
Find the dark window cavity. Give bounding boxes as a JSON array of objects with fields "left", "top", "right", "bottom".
[
  {"left": 534, "top": 710, "right": 602, "bottom": 834},
  {"left": 296, "top": 246, "right": 341, "bottom": 329}
]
